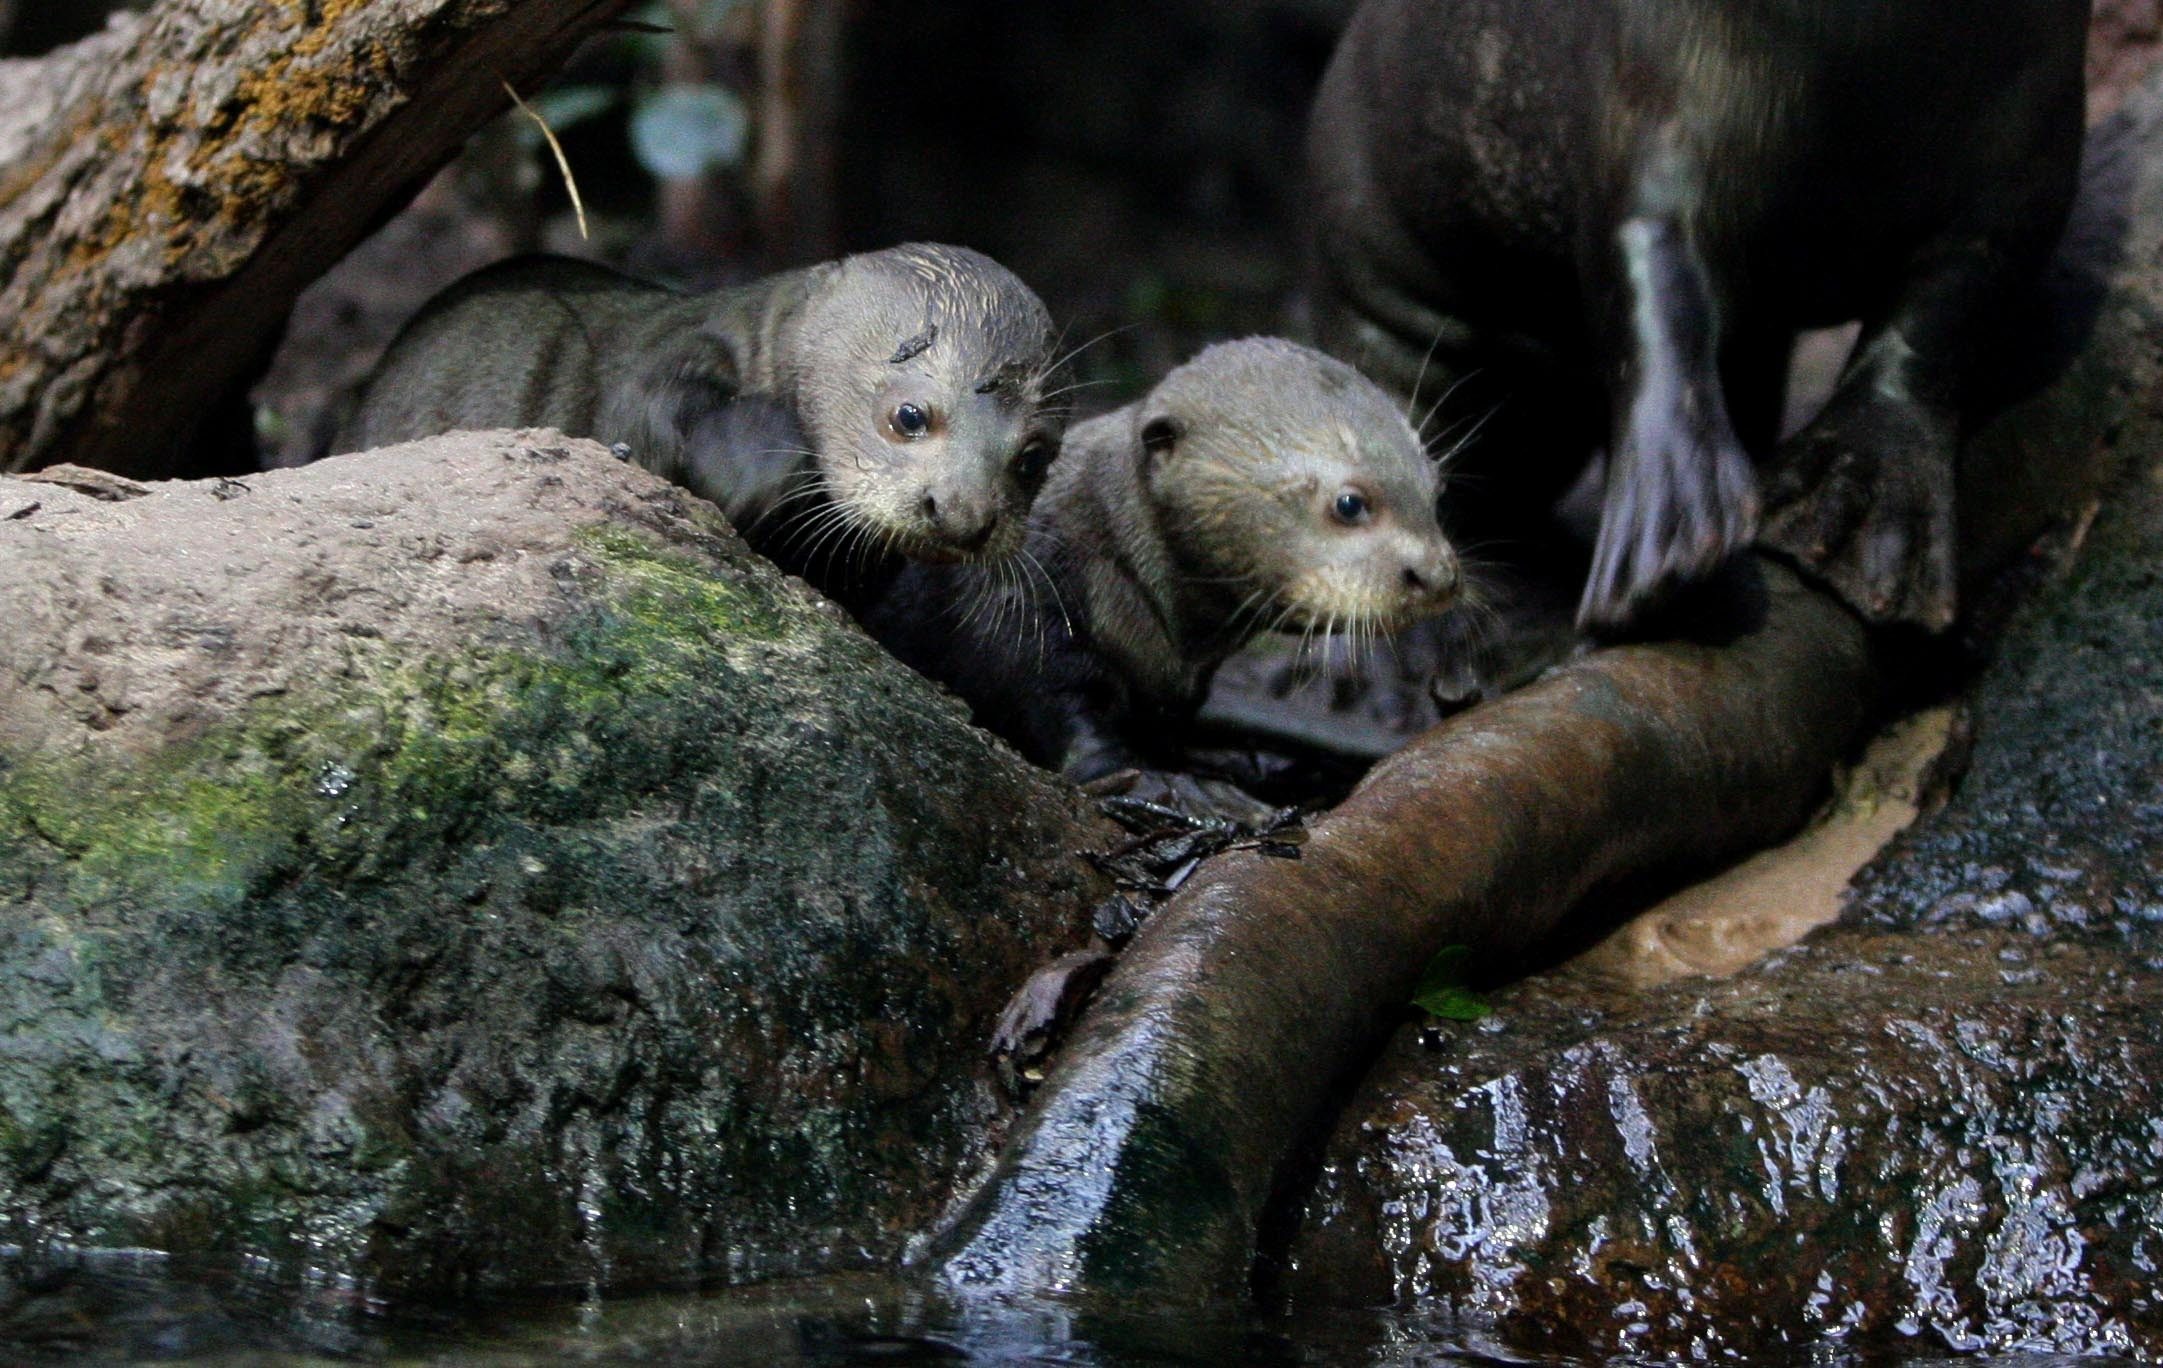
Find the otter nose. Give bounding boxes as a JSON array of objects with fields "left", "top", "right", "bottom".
[
  {"left": 921, "top": 489, "right": 998, "bottom": 553},
  {"left": 1403, "top": 550, "right": 1460, "bottom": 601}
]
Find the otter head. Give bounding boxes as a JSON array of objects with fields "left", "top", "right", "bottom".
[
  {"left": 1138, "top": 338, "right": 1459, "bottom": 651},
  {"left": 786, "top": 244, "right": 1063, "bottom": 564}
]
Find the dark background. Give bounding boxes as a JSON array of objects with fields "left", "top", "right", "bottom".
[{"left": 5, "top": 0, "right": 2156, "bottom": 468}]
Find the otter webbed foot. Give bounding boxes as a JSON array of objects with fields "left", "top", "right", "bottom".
[
  {"left": 1578, "top": 214, "right": 1761, "bottom": 632},
  {"left": 1761, "top": 391, "right": 1957, "bottom": 631},
  {"left": 1577, "top": 401, "right": 1759, "bottom": 632}
]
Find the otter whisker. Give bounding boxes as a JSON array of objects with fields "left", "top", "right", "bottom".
[
  {"left": 855, "top": 518, "right": 905, "bottom": 582},
  {"left": 1032, "top": 322, "right": 1140, "bottom": 390},
  {"left": 950, "top": 564, "right": 998, "bottom": 638},
  {"left": 1035, "top": 378, "right": 1118, "bottom": 405},
  {"left": 1018, "top": 546, "right": 1073, "bottom": 637},
  {"left": 970, "top": 561, "right": 1006, "bottom": 644},
  {"left": 1414, "top": 365, "right": 1486, "bottom": 440},
  {"left": 1427, "top": 400, "right": 1504, "bottom": 472},
  {"left": 1227, "top": 581, "right": 1291, "bottom": 640},
  {"left": 770, "top": 497, "right": 848, "bottom": 557},
  {"left": 984, "top": 560, "right": 1019, "bottom": 648},
  {"left": 1225, "top": 585, "right": 1273, "bottom": 635},
  {"left": 1020, "top": 525, "right": 1072, "bottom": 559},
  {"left": 744, "top": 475, "right": 835, "bottom": 536},
  {"left": 1406, "top": 329, "right": 1458, "bottom": 430},
  {"left": 1009, "top": 561, "right": 1048, "bottom": 666},
  {"left": 797, "top": 500, "right": 868, "bottom": 573}
]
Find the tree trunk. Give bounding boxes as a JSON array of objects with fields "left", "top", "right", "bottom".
[
  {"left": 755, "top": 0, "right": 847, "bottom": 264},
  {"left": 0, "top": 0, "right": 631, "bottom": 478}
]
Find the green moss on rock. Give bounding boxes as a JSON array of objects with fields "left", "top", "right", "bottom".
[
  {"left": 1, "top": 528, "right": 829, "bottom": 913},
  {"left": 0, "top": 455, "right": 1106, "bottom": 1302}
]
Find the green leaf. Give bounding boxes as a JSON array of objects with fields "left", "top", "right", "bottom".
[
  {"left": 617, "top": 2, "right": 677, "bottom": 63},
  {"left": 1411, "top": 944, "right": 1491, "bottom": 1021}
]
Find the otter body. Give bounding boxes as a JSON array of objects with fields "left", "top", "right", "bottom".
[
  {"left": 867, "top": 338, "right": 1460, "bottom": 780},
  {"left": 338, "top": 244, "right": 1062, "bottom": 602},
  {"left": 1307, "top": 0, "right": 2087, "bottom": 629}
]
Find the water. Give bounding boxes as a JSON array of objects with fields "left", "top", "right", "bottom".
[{"left": 1, "top": 1252, "right": 2146, "bottom": 1366}]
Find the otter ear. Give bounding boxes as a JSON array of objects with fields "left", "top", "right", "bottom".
[
  {"left": 613, "top": 331, "right": 740, "bottom": 477},
  {"left": 1139, "top": 415, "right": 1180, "bottom": 467}
]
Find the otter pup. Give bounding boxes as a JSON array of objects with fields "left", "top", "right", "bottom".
[
  {"left": 1306, "top": 0, "right": 2085, "bottom": 631},
  {"left": 337, "top": 244, "right": 1064, "bottom": 602},
  {"left": 865, "top": 338, "right": 1461, "bottom": 781}
]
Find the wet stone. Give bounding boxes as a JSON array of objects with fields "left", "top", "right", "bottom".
[
  {"left": 1283, "top": 932, "right": 2163, "bottom": 1359},
  {"left": 1843, "top": 488, "right": 2163, "bottom": 952},
  {"left": 0, "top": 433, "right": 1110, "bottom": 1303}
]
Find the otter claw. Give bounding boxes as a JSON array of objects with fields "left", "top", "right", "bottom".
[{"left": 1762, "top": 397, "right": 1957, "bottom": 631}]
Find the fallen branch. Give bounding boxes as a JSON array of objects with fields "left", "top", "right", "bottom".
[
  {"left": 931, "top": 563, "right": 1876, "bottom": 1298},
  {"left": 0, "top": 0, "right": 631, "bottom": 477}
]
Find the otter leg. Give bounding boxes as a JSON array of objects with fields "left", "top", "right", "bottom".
[
  {"left": 1759, "top": 239, "right": 2017, "bottom": 631},
  {"left": 1578, "top": 213, "right": 1758, "bottom": 631}
]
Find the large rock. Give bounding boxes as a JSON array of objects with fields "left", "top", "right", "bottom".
[
  {"left": 0, "top": 433, "right": 1108, "bottom": 1298},
  {"left": 1284, "top": 929, "right": 2163, "bottom": 1359}
]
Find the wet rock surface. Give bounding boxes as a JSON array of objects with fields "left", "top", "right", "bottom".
[
  {"left": 1847, "top": 505, "right": 2163, "bottom": 953},
  {"left": 1280, "top": 348, "right": 2163, "bottom": 1363},
  {"left": 1284, "top": 930, "right": 2163, "bottom": 1359},
  {"left": 0, "top": 434, "right": 1108, "bottom": 1300}
]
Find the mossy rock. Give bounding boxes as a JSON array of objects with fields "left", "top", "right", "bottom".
[{"left": 0, "top": 433, "right": 1108, "bottom": 1298}]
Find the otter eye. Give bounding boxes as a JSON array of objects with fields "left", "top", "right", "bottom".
[
  {"left": 1332, "top": 489, "right": 1373, "bottom": 526},
  {"left": 1013, "top": 440, "right": 1054, "bottom": 485},
  {"left": 890, "top": 403, "right": 932, "bottom": 438}
]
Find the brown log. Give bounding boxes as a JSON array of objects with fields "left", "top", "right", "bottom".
[
  {"left": 0, "top": 0, "right": 631, "bottom": 478},
  {"left": 931, "top": 564, "right": 1879, "bottom": 1299}
]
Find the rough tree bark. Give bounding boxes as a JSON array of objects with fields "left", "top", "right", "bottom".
[
  {"left": 0, "top": 0, "right": 630, "bottom": 478},
  {"left": 754, "top": 0, "right": 846, "bottom": 264}
]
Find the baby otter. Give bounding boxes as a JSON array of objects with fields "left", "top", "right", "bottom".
[
  {"left": 865, "top": 337, "right": 1460, "bottom": 781},
  {"left": 337, "top": 243, "right": 1064, "bottom": 602}
]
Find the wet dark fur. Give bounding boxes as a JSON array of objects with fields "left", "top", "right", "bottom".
[{"left": 1307, "top": 0, "right": 2088, "bottom": 630}]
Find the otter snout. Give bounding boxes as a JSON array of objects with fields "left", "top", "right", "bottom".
[
  {"left": 919, "top": 484, "right": 1001, "bottom": 557},
  {"left": 1401, "top": 546, "right": 1460, "bottom": 606}
]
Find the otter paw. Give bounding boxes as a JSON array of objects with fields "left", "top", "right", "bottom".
[
  {"left": 1577, "top": 422, "right": 1759, "bottom": 632},
  {"left": 990, "top": 949, "right": 1116, "bottom": 1095},
  {"left": 1761, "top": 403, "right": 1956, "bottom": 630}
]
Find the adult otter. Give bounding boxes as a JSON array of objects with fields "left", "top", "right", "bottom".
[
  {"left": 338, "top": 244, "right": 1063, "bottom": 602},
  {"left": 1306, "top": 0, "right": 2087, "bottom": 630},
  {"left": 865, "top": 338, "right": 1461, "bottom": 781}
]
